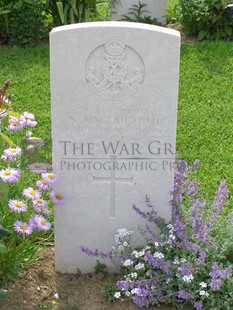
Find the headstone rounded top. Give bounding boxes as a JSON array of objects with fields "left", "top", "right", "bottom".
[{"left": 50, "top": 21, "right": 180, "bottom": 38}]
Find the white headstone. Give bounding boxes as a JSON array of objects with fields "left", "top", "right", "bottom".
[
  {"left": 110, "top": 0, "right": 167, "bottom": 25},
  {"left": 50, "top": 22, "right": 180, "bottom": 273}
]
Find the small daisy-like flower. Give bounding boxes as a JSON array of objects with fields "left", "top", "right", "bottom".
[
  {"left": 8, "top": 199, "right": 28, "bottom": 213},
  {"left": 40, "top": 207, "right": 51, "bottom": 216},
  {"left": 33, "top": 215, "right": 51, "bottom": 231},
  {"left": 22, "top": 111, "right": 35, "bottom": 120},
  {"left": 123, "top": 259, "right": 134, "bottom": 267},
  {"left": 8, "top": 116, "right": 25, "bottom": 131},
  {"left": 28, "top": 162, "right": 52, "bottom": 174},
  {"left": 42, "top": 172, "right": 58, "bottom": 184},
  {"left": 199, "top": 282, "right": 207, "bottom": 288},
  {"left": 26, "top": 130, "right": 33, "bottom": 138},
  {"left": 14, "top": 220, "right": 33, "bottom": 235},
  {"left": 32, "top": 198, "right": 48, "bottom": 212},
  {"left": 25, "top": 119, "right": 37, "bottom": 127},
  {"left": 0, "top": 167, "right": 20, "bottom": 183},
  {"left": 135, "top": 263, "right": 145, "bottom": 270},
  {"left": 23, "top": 187, "right": 41, "bottom": 200},
  {"left": 26, "top": 136, "right": 44, "bottom": 145},
  {"left": 1, "top": 146, "right": 22, "bottom": 161},
  {"left": 36, "top": 179, "right": 52, "bottom": 190},
  {"left": 114, "top": 292, "right": 121, "bottom": 299},
  {"left": 50, "top": 191, "right": 64, "bottom": 205}
]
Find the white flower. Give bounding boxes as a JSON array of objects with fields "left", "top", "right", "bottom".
[
  {"left": 118, "top": 245, "right": 124, "bottom": 252},
  {"left": 199, "top": 290, "right": 209, "bottom": 297},
  {"left": 123, "top": 259, "right": 134, "bottom": 267},
  {"left": 130, "top": 272, "right": 137, "bottom": 279},
  {"left": 123, "top": 241, "right": 128, "bottom": 247},
  {"left": 131, "top": 288, "right": 139, "bottom": 295},
  {"left": 166, "top": 278, "right": 171, "bottom": 284},
  {"left": 173, "top": 258, "right": 180, "bottom": 265},
  {"left": 199, "top": 282, "right": 207, "bottom": 288},
  {"left": 114, "top": 292, "right": 121, "bottom": 299},
  {"left": 144, "top": 246, "right": 151, "bottom": 251},
  {"left": 167, "top": 224, "right": 174, "bottom": 230},
  {"left": 125, "top": 291, "right": 131, "bottom": 297},
  {"left": 135, "top": 263, "right": 145, "bottom": 270},
  {"left": 153, "top": 252, "right": 164, "bottom": 259},
  {"left": 154, "top": 242, "right": 159, "bottom": 247},
  {"left": 54, "top": 293, "right": 59, "bottom": 300},
  {"left": 182, "top": 275, "right": 194, "bottom": 283}
]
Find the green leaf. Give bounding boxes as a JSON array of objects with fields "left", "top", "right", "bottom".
[
  {"left": 56, "top": 1, "right": 65, "bottom": 24},
  {"left": 0, "top": 240, "right": 7, "bottom": 254},
  {"left": 0, "top": 133, "right": 14, "bottom": 147},
  {"left": 0, "top": 289, "right": 8, "bottom": 300},
  {"left": 198, "top": 30, "right": 207, "bottom": 41},
  {"left": 0, "top": 224, "right": 10, "bottom": 238},
  {"left": 0, "top": 178, "right": 9, "bottom": 204},
  {"left": 9, "top": 111, "right": 21, "bottom": 119}
]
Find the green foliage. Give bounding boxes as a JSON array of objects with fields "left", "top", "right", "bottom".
[
  {"left": 94, "top": 260, "right": 108, "bottom": 275},
  {"left": 7, "top": 0, "right": 49, "bottom": 47},
  {"left": 178, "top": 0, "right": 233, "bottom": 40},
  {"left": 121, "top": 1, "right": 161, "bottom": 25},
  {"left": 45, "top": 0, "right": 110, "bottom": 25},
  {"left": 101, "top": 283, "right": 117, "bottom": 302}
]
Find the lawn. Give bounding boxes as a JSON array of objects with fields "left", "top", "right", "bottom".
[{"left": 0, "top": 41, "right": 232, "bottom": 201}]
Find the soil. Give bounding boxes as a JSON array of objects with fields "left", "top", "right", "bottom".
[{"left": 0, "top": 246, "right": 177, "bottom": 310}]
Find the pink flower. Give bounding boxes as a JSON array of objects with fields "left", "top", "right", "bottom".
[
  {"left": 0, "top": 167, "right": 20, "bottom": 183},
  {"left": 23, "top": 187, "right": 41, "bottom": 200},
  {"left": 22, "top": 111, "right": 35, "bottom": 120},
  {"left": 8, "top": 116, "right": 25, "bottom": 131},
  {"left": 26, "top": 136, "right": 44, "bottom": 145},
  {"left": 42, "top": 172, "right": 58, "bottom": 184},
  {"left": 50, "top": 191, "right": 64, "bottom": 205},
  {"left": 36, "top": 179, "right": 52, "bottom": 190},
  {"left": 30, "top": 215, "right": 51, "bottom": 231},
  {"left": 28, "top": 162, "right": 52, "bottom": 174},
  {"left": 8, "top": 199, "right": 28, "bottom": 213},
  {"left": 14, "top": 220, "right": 33, "bottom": 235},
  {"left": 32, "top": 198, "right": 48, "bottom": 212},
  {"left": 1, "top": 146, "right": 22, "bottom": 161}
]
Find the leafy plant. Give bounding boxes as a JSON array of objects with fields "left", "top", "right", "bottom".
[
  {"left": 82, "top": 160, "right": 233, "bottom": 309},
  {"left": 95, "top": 260, "right": 108, "bottom": 276},
  {"left": 7, "top": 0, "right": 49, "bottom": 47},
  {"left": 121, "top": 1, "right": 161, "bottom": 25},
  {"left": 178, "top": 0, "right": 233, "bottom": 40},
  {"left": 0, "top": 80, "right": 64, "bottom": 287},
  {"left": 102, "top": 283, "right": 118, "bottom": 302}
]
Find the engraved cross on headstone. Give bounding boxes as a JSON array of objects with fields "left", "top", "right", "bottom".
[{"left": 92, "top": 157, "right": 133, "bottom": 218}]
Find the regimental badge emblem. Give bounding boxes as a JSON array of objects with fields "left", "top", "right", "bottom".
[{"left": 85, "top": 38, "right": 145, "bottom": 101}]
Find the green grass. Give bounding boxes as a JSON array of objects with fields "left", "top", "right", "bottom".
[{"left": 0, "top": 41, "right": 233, "bottom": 202}]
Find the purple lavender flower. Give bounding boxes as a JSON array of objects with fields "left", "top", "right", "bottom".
[
  {"left": 0, "top": 167, "right": 20, "bottom": 183},
  {"left": 210, "top": 278, "right": 222, "bottom": 291},
  {"left": 212, "top": 180, "right": 229, "bottom": 212},
  {"left": 194, "top": 301, "right": 203, "bottom": 310},
  {"left": 177, "top": 290, "right": 187, "bottom": 300},
  {"left": 8, "top": 199, "right": 28, "bottom": 213},
  {"left": 14, "top": 220, "right": 33, "bottom": 235}
]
